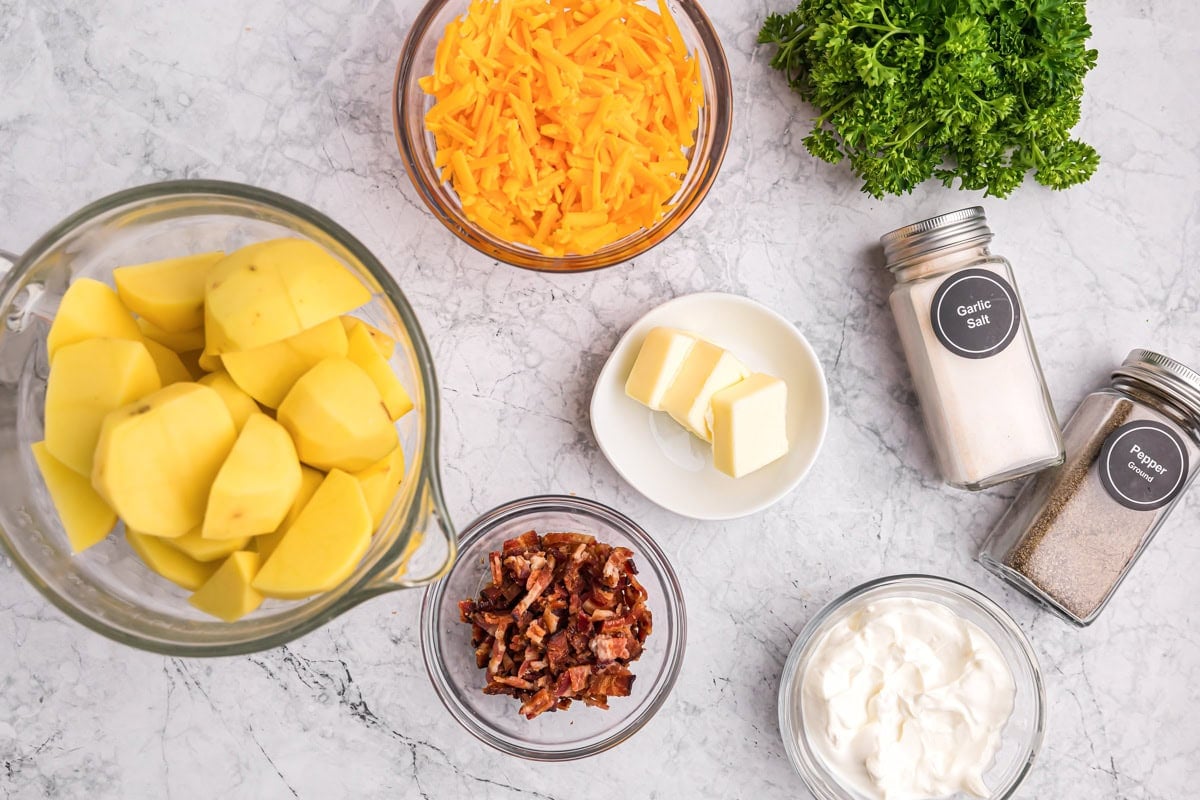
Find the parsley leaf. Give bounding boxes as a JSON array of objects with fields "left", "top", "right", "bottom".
[{"left": 757, "top": 0, "right": 1099, "bottom": 198}]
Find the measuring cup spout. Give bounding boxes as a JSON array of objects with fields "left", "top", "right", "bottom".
[{"left": 367, "top": 469, "right": 458, "bottom": 593}]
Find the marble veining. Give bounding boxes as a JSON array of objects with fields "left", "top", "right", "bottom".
[{"left": 2, "top": 0, "right": 1199, "bottom": 798}]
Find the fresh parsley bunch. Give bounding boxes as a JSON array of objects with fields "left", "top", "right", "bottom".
[{"left": 758, "top": 0, "right": 1100, "bottom": 198}]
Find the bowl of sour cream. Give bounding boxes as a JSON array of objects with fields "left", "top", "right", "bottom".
[{"left": 778, "top": 575, "right": 1045, "bottom": 800}]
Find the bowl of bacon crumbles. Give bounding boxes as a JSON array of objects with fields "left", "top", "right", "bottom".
[{"left": 420, "top": 494, "right": 686, "bottom": 760}]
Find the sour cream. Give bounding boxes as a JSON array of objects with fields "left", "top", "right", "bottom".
[{"left": 800, "top": 597, "right": 1015, "bottom": 800}]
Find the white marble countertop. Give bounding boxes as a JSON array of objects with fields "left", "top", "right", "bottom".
[{"left": 2, "top": 1, "right": 1199, "bottom": 798}]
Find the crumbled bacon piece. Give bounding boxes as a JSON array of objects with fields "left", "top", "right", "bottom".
[
  {"left": 489, "top": 551, "right": 504, "bottom": 588},
  {"left": 542, "top": 532, "right": 596, "bottom": 546},
  {"left": 588, "top": 664, "right": 636, "bottom": 697},
  {"left": 458, "top": 529, "right": 650, "bottom": 719},
  {"left": 503, "top": 530, "right": 539, "bottom": 554},
  {"left": 518, "top": 688, "right": 557, "bottom": 719},
  {"left": 602, "top": 547, "right": 634, "bottom": 587},
  {"left": 590, "top": 633, "right": 632, "bottom": 663}
]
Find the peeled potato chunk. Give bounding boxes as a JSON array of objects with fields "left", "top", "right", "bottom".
[
  {"left": 196, "top": 371, "right": 259, "bottom": 431},
  {"left": 142, "top": 338, "right": 193, "bottom": 385},
  {"left": 31, "top": 441, "right": 116, "bottom": 553},
  {"left": 252, "top": 469, "right": 372, "bottom": 600},
  {"left": 277, "top": 358, "right": 398, "bottom": 472},
  {"left": 204, "top": 239, "right": 370, "bottom": 354},
  {"left": 202, "top": 414, "right": 302, "bottom": 540},
  {"left": 113, "top": 251, "right": 224, "bottom": 333},
  {"left": 44, "top": 338, "right": 162, "bottom": 476},
  {"left": 355, "top": 446, "right": 406, "bottom": 529},
  {"left": 169, "top": 527, "right": 251, "bottom": 562},
  {"left": 222, "top": 317, "right": 348, "bottom": 408},
  {"left": 127, "top": 530, "right": 218, "bottom": 591},
  {"left": 188, "top": 551, "right": 263, "bottom": 622},
  {"left": 342, "top": 316, "right": 395, "bottom": 359},
  {"left": 197, "top": 350, "right": 221, "bottom": 373},
  {"left": 136, "top": 317, "right": 206, "bottom": 353},
  {"left": 254, "top": 465, "right": 323, "bottom": 561},
  {"left": 93, "top": 383, "right": 237, "bottom": 538},
  {"left": 345, "top": 320, "right": 413, "bottom": 421},
  {"left": 46, "top": 279, "right": 143, "bottom": 361}
]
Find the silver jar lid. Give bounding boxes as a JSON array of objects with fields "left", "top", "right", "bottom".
[
  {"left": 880, "top": 207, "right": 993, "bottom": 271},
  {"left": 1113, "top": 349, "right": 1200, "bottom": 424}
]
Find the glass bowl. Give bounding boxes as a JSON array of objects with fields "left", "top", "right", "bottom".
[
  {"left": 778, "top": 575, "right": 1045, "bottom": 800},
  {"left": 0, "top": 180, "right": 456, "bottom": 656},
  {"left": 421, "top": 494, "right": 686, "bottom": 760},
  {"left": 392, "top": 0, "right": 733, "bottom": 272}
]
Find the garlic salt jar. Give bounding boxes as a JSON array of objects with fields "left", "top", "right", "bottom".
[{"left": 882, "top": 208, "right": 1064, "bottom": 490}]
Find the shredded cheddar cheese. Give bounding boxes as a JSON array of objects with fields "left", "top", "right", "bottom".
[{"left": 419, "top": 0, "right": 705, "bottom": 257}]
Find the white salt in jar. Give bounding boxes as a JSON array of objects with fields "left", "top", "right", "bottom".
[{"left": 881, "top": 208, "right": 1064, "bottom": 490}]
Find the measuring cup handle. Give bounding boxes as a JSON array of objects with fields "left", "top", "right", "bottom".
[
  {"left": 388, "top": 480, "right": 458, "bottom": 589},
  {"left": 0, "top": 250, "right": 16, "bottom": 274}
]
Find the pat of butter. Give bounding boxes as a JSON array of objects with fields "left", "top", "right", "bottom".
[
  {"left": 710, "top": 373, "right": 789, "bottom": 478},
  {"left": 624, "top": 327, "right": 697, "bottom": 411},
  {"left": 661, "top": 340, "right": 750, "bottom": 441}
]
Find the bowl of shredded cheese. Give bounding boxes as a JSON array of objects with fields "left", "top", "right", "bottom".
[{"left": 394, "top": 0, "right": 732, "bottom": 271}]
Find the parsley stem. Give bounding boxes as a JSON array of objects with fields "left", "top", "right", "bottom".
[
  {"left": 814, "top": 94, "right": 854, "bottom": 126},
  {"left": 886, "top": 119, "right": 930, "bottom": 148},
  {"left": 851, "top": 22, "right": 913, "bottom": 34}
]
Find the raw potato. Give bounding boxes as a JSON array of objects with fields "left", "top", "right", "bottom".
[
  {"left": 254, "top": 465, "right": 324, "bottom": 561},
  {"left": 113, "top": 251, "right": 224, "bottom": 333},
  {"left": 277, "top": 358, "right": 398, "bottom": 472},
  {"left": 36, "top": 241, "right": 408, "bottom": 617},
  {"left": 46, "top": 279, "right": 143, "bottom": 361},
  {"left": 93, "top": 382, "right": 237, "bottom": 538},
  {"left": 204, "top": 239, "right": 370, "bottom": 354},
  {"left": 126, "top": 530, "right": 218, "bottom": 591},
  {"left": 202, "top": 414, "right": 302, "bottom": 540},
  {"left": 44, "top": 338, "right": 162, "bottom": 476},
  {"left": 31, "top": 441, "right": 116, "bottom": 553},
  {"left": 252, "top": 469, "right": 372, "bottom": 599},
  {"left": 345, "top": 321, "right": 413, "bottom": 421},
  {"left": 197, "top": 371, "right": 259, "bottom": 431},
  {"left": 222, "top": 317, "right": 349, "bottom": 408},
  {"left": 137, "top": 317, "right": 206, "bottom": 353},
  {"left": 355, "top": 446, "right": 406, "bottom": 529},
  {"left": 169, "top": 527, "right": 251, "bottom": 562},
  {"left": 342, "top": 316, "right": 395, "bottom": 358},
  {"left": 197, "top": 350, "right": 222, "bottom": 373},
  {"left": 188, "top": 551, "right": 263, "bottom": 622},
  {"left": 142, "top": 338, "right": 193, "bottom": 385}
]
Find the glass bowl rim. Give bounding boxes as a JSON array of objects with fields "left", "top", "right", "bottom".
[
  {"left": 391, "top": 0, "right": 734, "bottom": 273},
  {"left": 0, "top": 178, "right": 451, "bottom": 657},
  {"left": 776, "top": 574, "right": 1046, "bottom": 800},
  {"left": 420, "top": 493, "right": 687, "bottom": 760}
]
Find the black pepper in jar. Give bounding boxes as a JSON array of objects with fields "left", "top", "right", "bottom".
[{"left": 980, "top": 350, "right": 1200, "bottom": 626}]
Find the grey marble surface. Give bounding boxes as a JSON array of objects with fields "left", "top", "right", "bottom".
[{"left": 2, "top": 0, "right": 1199, "bottom": 798}]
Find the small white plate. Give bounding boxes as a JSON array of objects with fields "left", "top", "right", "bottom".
[{"left": 590, "top": 292, "right": 829, "bottom": 520}]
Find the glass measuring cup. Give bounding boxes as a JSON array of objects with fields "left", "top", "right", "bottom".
[{"left": 0, "top": 180, "right": 456, "bottom": 656}]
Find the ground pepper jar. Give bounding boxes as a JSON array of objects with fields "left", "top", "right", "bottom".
[
  {"left": 980, "top": 350, "right": 1200, "bottom": 626},
  {"left": 881, "top": 208, "right": 1064, "bottom": 490}
]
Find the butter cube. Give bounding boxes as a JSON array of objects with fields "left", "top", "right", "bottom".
[
  {"left": 625, "top": 327, "right": 697, "bottom": 410},
  {"left": 188, "top": 550, "right": 263, "bottom": 622},
  {"left": 661, "top": 340, "right": 750, "bottom": 441},
  {"left": 710, "top": 373, "right": 789, "bottom": 478}
]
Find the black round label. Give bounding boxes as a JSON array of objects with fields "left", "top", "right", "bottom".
[
  {"left": 1098, "top": 420, "right": 1190, "bottom": 511},
  {"left": 930, "top": 268, "right": 1022, "bottom": 359}
]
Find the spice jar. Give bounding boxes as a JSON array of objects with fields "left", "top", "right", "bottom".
[
  {"left": 881, "top": 208, "right": 1064, "bottom": 490},
  {"left": 980, "top": 350, "right": 1200, "bottom": 626}
]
